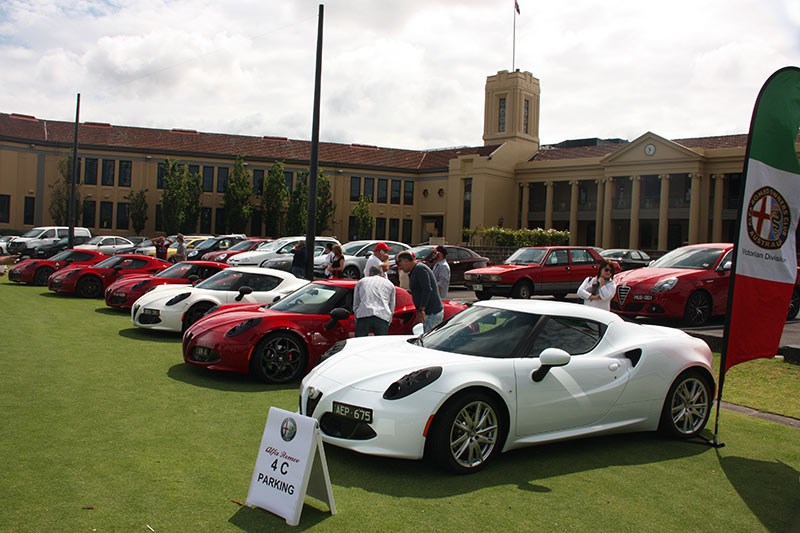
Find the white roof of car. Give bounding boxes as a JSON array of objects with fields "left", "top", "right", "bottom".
[{"left": 472, "top": 298, "right": 624, "bottom": 325}]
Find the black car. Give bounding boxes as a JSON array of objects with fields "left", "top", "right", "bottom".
[
  {"left": 388, "top": 244, "right": 491, "bottom": 286},
  {"left": 599, "top": 248, "right": 651, "bottom": 271},
  {"left": 186, "top": 235, "right": 247, "bottom": 260},
  {"left": 33, "top": 236, "right": 92, "bottom": 258}
]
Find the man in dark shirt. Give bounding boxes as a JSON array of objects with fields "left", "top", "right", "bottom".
[
  {"left": 154, "top": 236, "right": 169, "bottom": 260},
  {"left": 290, "top": 242, "right": 307, "bottom": 279},
  {"left": 396, "top": 250, "right": 443, "bottom": 332}
]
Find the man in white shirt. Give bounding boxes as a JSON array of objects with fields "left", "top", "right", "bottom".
[
  {"left": 353, "top": 265, "right": 396, "bottom": 336},
  {"left": 365, "top": 241, "right": 390, "bottom": 278}
]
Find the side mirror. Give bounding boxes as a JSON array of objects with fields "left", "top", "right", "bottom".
[
  {"left": 235, "top": 286, "right": 253, "bottom": 302},
  {"left": 531, "top": 348, "right": 571, "bottom": 383},
  {"left": 324, "top": 307, "right": 352, "bottom": 329},
  {"left": 187, "top": 274, "right": 199, "bottom": 284},
  {"left": 412, "top": 323, "right": 424, "bottom": 336},
  {"left": 720, "top": 261, "right": 732, "bottom": 271}
]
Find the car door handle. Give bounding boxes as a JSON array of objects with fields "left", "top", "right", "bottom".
[{"left": 608, "top": 362, "right": 620, "bottom": 371}]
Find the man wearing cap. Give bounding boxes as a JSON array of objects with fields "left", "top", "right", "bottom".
[
  {"left": 365, "top": 242, "right": 390, "bottom": 278},
  {"left": 432, "top": 245, "right": 451, "bottom": 299}
]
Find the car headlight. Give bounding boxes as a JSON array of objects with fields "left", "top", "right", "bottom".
[
  {"left": 383, "top": 366, "right": 442, "bottom": 400},
  {"left": 225, "top": 317, "right": 262, "bottom": 337},
  {"left": 217, "top": 253, "right": 228, "bottom": 261},
  {"left": 651, "top": 278, "right": 678, "bottom": 293},
  {"left": 465, "top": 273, "right": 475, "bottom": 280},
  {"left": 64, "top": 270, "right": 79, "bottom": 278},
  {"left": 487, "top": 275, "right": 501, "bottom": 282},
  {"left": 165, "top": 292, "right": 191, "bottom": 306}
]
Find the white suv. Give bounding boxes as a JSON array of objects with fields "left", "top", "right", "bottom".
[{"left": 7, "top": 226, "right": 92, "bottom": 256}]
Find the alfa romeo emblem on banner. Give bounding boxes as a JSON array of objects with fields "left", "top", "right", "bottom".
[
  {"left": 281, "top": 417, "right": 298, "bottom": 442},
  {"left": 746, "top": 186, "right": 790, "bottom": 249}
]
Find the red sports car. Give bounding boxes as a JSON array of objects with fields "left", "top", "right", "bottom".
[
  {"left": 104, "top": 260, "right": 229, "bottom": 309},
  {"left": 8, "top": 249, "right": 108, "bottom": 285},
  {"left": 202, "top": 238, "right": 272, "bottom": 263},
  {"left": 464, "top": 246, "right": 619, "bottom": 300},
  {"left": 612, "top": 242, "right": 800, "bottom": 326},
  {"left": 48, "top": 254, "right": 172, "bottom": 298},
  {"left": 182, "top": 279, "right": 468, "bottom": 384}
]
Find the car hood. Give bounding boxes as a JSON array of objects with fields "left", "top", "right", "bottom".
[
  {"left": 189, "top": 307, "right": 298, "bottom": 333},
  {"left": 614, "top": 267, "right": 704, "bottom": 287},
  {"left": 468, "top": 263, "right": 538, "bottom": 275}
]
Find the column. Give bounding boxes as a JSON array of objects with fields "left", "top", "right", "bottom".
[
  {"left": 569, "top": 180, "right": 579, "bottom": 245},
  {"left": 519, "top": 182, "right": 529, "bottom": 229},
  {"left": 712, "top": 174, "right": 725, "bottom": 242},
  {"left": 544, "top": 181, "right": 554, "bottom": 229},
  {"left": 658, "top": 174, "right": 670, "bottom": 250},
  {"left": 602, "top": 177, "right": 614, "bottom": 248},
  {"left": 595, "top": 179, "right": 604, "bottom": 246},
  {"left": 629, "top": 175, "right": 641, "bottom": 249},
  {"left": 688, "top": 173, "right": 702, "bottom": 243}
]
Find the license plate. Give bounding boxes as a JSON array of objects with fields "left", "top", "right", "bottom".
[
  {"left": 473, "top": 283, "right": 483, "bottom": 291},
  {"left": 632, "top": 294, "right": 653, "bottom": 301},
  {"left": 141, "top": 308, "right": 160, "bottom": 316},
  {"left": 332, "top": 401, "right": 373, "bottom": 424}
]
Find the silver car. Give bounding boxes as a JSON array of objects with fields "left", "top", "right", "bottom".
[{"left": 313, "top": 240, "right": 410, "bottom": 279}]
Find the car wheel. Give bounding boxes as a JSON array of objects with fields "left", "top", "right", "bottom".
[
  {"left": 250, "top": 332, "right": 308, "bottom": 384},
  {"left": 76, "top": 276, "right": 103, "bottom": 298},
  {"left": 511, "top": 280, "right": 533, "bottom": 299},
  {"left": 683, "top": 291, "right": 711, "bottom": 326},
  {"left": 552, "top": 292, "right": 568, "bottom": 300},
  {"left": 787, "top": 288, "right": 800, "bottom": 320},
  {"left": 342, "top": 266, "right": 360, "bottom": 279},
  {"left": 474, "top": 290, "right": 492, "bottom": 301},
  {"left": 659, "top": 370, "right": 712, "bottom": 439},
  {"left": 33, "top": 266, "right": 54, "bottom": 286},
  {"left": 429, "top": 391, "right": 505, "bottom": 474},
  {"left": 182, "top": 302, "right": 214, "bottom": 333}
]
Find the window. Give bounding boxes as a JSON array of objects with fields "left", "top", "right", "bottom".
[
  {"left": 99, "top": 201, "right": 113, "bottom": 229},
  {"left": 364, "top": 177, "right": 374, "bottom": 202},
  {"left": 116, "top": 202, "right": 129, "bottom": 230},
  {"left": 528, "top": 316, "right": 604, "bottom": 357},
  {"left": 102, "top": 160, "right": 115, "bottom": 186},
  {"left": 348, "top": 216, "right": 357, "bottom": 241},
  {"left": 403, "top": 180, "right": 414, "bottom": 205},
  {"left": 202, "top": 166, "right": 214, "bottom": 192},
  {"left": 157, "top": 162, "right": 166, "bottom": 189},
  {"left": 402, "top": 219, "right": 413, "bottom": 244},
  {"left": 24, "top": 197, "right": 35, "bottom": 225},
  {"left": 200, "top": 207, "right": 212, "bottom": 234},
  {"left": 253, "top": 169, "right": 264, "bottom": 195},
  {"left": 390, "top": 179, "right": 401, "bottom": 204},
  {"left": 155, "top": 204, "right": 163, "bottom": 231},
  {"left": 570, "top": 249, "right": 593, "bottom": 265},
  {"left": 374, "top": 217, "right": 386, "bottom": 240},
  {"left": 389, "top": 218, "right": 400, "bottom": 241},
  {"left": 462, "top": 178, "right": 472, "bottom": 230},
  {"left": 84, "top": 158, "right": 98, "bottom": 185},
  {"left": 215, "top": 207, "right": 225, "bottom": 234},
  {"left": 250, "top": 209, "right": 262, "bottom": 236},
  {"left": 546, "top": 250, "right": 569, "bottom": 265},
  {"left": 188, "top": 164, "right": 199, "bottom": 178},
  {"left": 498, "top": 97, "right": 506, "bottom": 133},
  {"left": 377, "top": 179, "right": 388, "bottom": 203},
  {"left": 284, "top": 171, "right": 294, "bottom": 193},
  {"left": 118, "top": 160, "right": 132, "bottom": 187},
  {"left": 350, "top": 176, "right": 361, "bottom": 202},
  {"left": 82, "top": 200, "right": 96, "bottom": 228},
  {"left": 217, "top": 167, "right": 229, "bottom": 193},
  {"left": 523, "top": 98, "right": 530, "bottom": 135},
  {"left": 0, "top": 195, "right": 9, "bottom": 223}
]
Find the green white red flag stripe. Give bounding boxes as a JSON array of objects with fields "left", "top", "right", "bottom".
[{"left": 723, "top": 67, "right": 800, "bottom": 371}]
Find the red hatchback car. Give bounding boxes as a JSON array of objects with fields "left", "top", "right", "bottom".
[
  {"left": 8, "top": 249, "right": 108, "bottom": 285},
  {"left": 48, "top": 253, "right": 172, "bottom": 298},
  {"left": 464, "top": 246, "right": 617, "bottom": 300},
  {"left": 612, "top": 242, "right": 800, "bottom": 326},
  {"left": 182, "top": 279, "right": 468, "bottom": 384},
  {"left": 104, "top": 260, "right": 229, "bottom": 309}
]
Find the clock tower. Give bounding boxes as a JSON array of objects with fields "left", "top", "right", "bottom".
[{"left": 482, "top": 69, "right": 540, "bottom": 150}]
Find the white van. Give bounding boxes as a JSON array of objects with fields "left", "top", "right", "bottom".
[{"left": 7, "top": 226, "right": 92, "bottom": 256}]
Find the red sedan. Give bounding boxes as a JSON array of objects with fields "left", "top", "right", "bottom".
[
  {"left": 464, "top": 246, "right": 618, "bottom": 300},
  {"left": 612, "top": 242, "right": 800, "bottom": 326},
  {"left": 104, "top": 260, "right": 229, "bottom": 309},
  {"left": 182, "top": 279, "right": 468, "bottom": 384},
  {"left": 202, "top": 238, "right": 272, "bottom": 263},
  {"left": 48, "top": 254, "right": 172, "bottom": 298},
  {"left": 8, "top": 249, "right": 108, "bottom": 285}
]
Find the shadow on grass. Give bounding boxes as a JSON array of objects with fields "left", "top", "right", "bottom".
[
  {"left": 95, "top": 306, "right": 128, "bottom": 316},
  {"left": 718, "top": 453, "right": 800, "bottom": 532},
  {"left": 119, "top": 326, "right": 181, "bottom": 343},
  {"left": 228, "top": 502, "right": 331, "bottom": 531},
  {"left": 166, "top": 362, "right": 297, "bottom": 393}
]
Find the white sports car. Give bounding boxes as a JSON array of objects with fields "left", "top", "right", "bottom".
[
  {"left": 300, "top": 299, "right": 715, "bottom": 474},
  {"left": 131, "top": 266, "right": 308, "bottom": 333}
]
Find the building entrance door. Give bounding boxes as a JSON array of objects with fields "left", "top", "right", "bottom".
[{"left": 421, "top": 216, "right": 443, "bottom": 242}]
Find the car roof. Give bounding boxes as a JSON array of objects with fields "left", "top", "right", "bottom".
[{"left": 472, "top": 298, "right": 624, "bottom": 325}]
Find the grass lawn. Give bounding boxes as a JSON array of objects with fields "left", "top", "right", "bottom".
[{"left": 0, "top": 279, "right": 798, "bottom": 532}]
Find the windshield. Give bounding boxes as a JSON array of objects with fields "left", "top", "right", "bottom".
[
  {"left": 50, "top": 250, "right": 73, "bottom": 261},
  {"left": 156, "top": 262, "right": 194, "bottom": 279},
  {"left": 84, "top": 236, "right": 103, "bottom": 245},
  {"left": 195, "top": 269, "right": 249, "bottom": 291},
  {"left": 229, "top": 240, "right": 257, "bottom": 252},
  {"left": 94, "top": 256, "right": 127, "bottom": 268},
  {"left": 504, "top": 248, "right": 546, "bottom": 265},
  {"left": 193, "top": 238, "right": 219, "bottom": 251},
  {"left": 418, "top": 305, "right": 541, "bottom": 357},
  {"left": 19, "top": 229, "right": 44, "bottom": 238},
  {"left": 410, "top": 245, "right": 434, "bottom": 261},
  {"left": 270, "top": 283, "right": 350, "bottom": 315},
  {"left": 600, "top": 250, "right": 626, "bottom": 259},
  {"left": 649, "top": 247, "right": 725, "bottom": 270},
  {"left": 254, "top": 240, "right": 283, "bottom": 253}
]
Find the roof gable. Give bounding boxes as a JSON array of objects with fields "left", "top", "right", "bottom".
[{"left": 601, "top": 132, "right": 702, "bottom": 164}]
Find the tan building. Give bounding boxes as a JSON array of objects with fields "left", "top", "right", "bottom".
[{"left": 1, "top": 69, "right": 776, "bottom": 249}]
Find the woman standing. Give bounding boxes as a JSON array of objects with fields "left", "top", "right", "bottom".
[
  {"left": 576, "top": 260, "right": 616, "bottom": 310},
  {"left": 326, "top": 244, "right": 344, "bottom": 278}
]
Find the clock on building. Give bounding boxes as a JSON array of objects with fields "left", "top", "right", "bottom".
[{"left": 644, "top": 143, "right": 656, "bottom": 156}]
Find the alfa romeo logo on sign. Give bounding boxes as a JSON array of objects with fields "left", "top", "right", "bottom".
[
  {"left": 280, "top": 417, "right": 297, "bottom": 442},
  {"left": 747, "top": 186, "right": 790, "bottom": 250}
]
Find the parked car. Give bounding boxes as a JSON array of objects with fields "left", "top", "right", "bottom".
[
  {"left": 299, "top": 299, "right": 714, "bottom": 473},
  {"left": 182, "top": 278, "right": 468, "bottom": 383},
  {"left": 48, "top": 254, "right": 172, "bottom": 298},
  {"left": 612, "top": 242, "right": 800, "bottom": 326},
  {"left": 262, "top": 243, "right": 332, "bottom": 272},
  {"left": 1, "top": 235, "right": 17, "bottom": 255},
  {"left": 186, "top": 234, "right": 248, "bottom": 261},
  {"left": 600, "top": 249, "right": 652, "bottom": 271},
  {"left": 166, "top": 237, "right": 208, "bottom": 262},
  {"left": 202, "top": 238, "right": 272, "bottom": 263},
  {"left": 387, "top": 244, "right": 490, "bottom": 286},
  {"left": 8, "top": 249, "right": 108, "bottom": 285},
  {"left": 104, "top": 260, "right": 229, "bottom": 310},
  {"left": 134, "top": 235, "right": 212, "bottom": 257},
  {"left": 312, "top": 240, "right": 410, "bottom": 279},
  {"left": 33, "top": 235, "right": 93, "bottom": 258},
  {"left": 131, "top": 267, "right": 309, "bottom": 333},
  {"left": 227, "top": 236, "right": 340, "bottom": 267},
  {"left": 7, "top": 226, "right": 92, "bottom": 256},
  {"left": 75, "top": 236, "right": 136, "bottom": 255},
  {"left": 464, "top": 246, "right": 619, "bottom": 300}
]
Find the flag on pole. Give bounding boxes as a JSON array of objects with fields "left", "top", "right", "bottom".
[
  {"left": 515, "top": 0, "right": 520, "bottom": 15},
  {"left": 722, "top": 66, "right": 800, "bottom": 371}
]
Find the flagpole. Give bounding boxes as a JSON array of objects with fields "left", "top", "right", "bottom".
[{"left": 512, "top": 1, "right": 517, "bottom": 71}]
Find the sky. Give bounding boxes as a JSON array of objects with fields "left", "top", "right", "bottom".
[{"left": 1, "top": 0, "right": 798, "bottom": 151}]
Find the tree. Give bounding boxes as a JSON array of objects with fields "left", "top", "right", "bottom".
[
  {"left": 224, "top": 155, "right": 253, "bottom": 234},
  {"left": 286, "top": 172, "right": 308, "bottom": 236},
  {"left": 49, "top": 156, "right": 80, "bottom": 226},
  {"left": 315, "top": 170, "right": 335, "bottom": 234},
  {"left": 161, "top": 159, "right": 203, "bottom": 235},
  {"left": 262, "top": 161, "right": 288, "bottom": 237},
  {"left": 126, "top": 189, "right": 149, "bottom": 235},
  {"left": 352, "top": 194, "right": 373, "bottom": 240},
  {"left": 182, "top": 168, "right": 202, "bottom": 234}
]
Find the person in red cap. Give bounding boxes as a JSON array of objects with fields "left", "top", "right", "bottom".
[{"left": 365, "top": 242, "right": 390, "bottom": 278}]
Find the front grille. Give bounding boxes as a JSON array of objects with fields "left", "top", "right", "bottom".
[
  {"left": 108, "top": 294, "right": 127, "bottom": 305},
  {"left": 49, "top": 279, "right": 62, "bottom": 290},
  {"left": 319, "top": 413, "right": 376, "bottom": 440},
  {"left": 137, "top": 314, "right": 161, "bottom": 325},
  {"left": 8, "top": 270, "right": 22, "bottom": 282},
  {"left": 189, "top": 346, "right": 219, "bottom": 363},
  {"left": 617, "top": 285, "right": 631, "bottom": 305}
]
